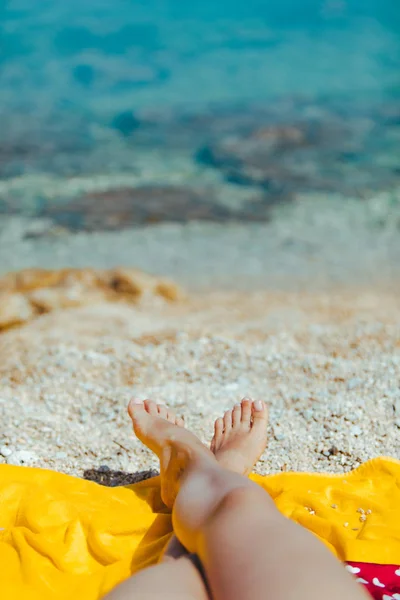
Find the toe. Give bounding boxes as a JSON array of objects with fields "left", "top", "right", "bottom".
[
  {"left": 211, "top": 417, "right": 222, "bottom": 452},
  {"left": 177, "top": 416, "right": 185, "bottom": 427},
  {"left": 232, "top": 404, "right": 242, "bottom": 427},
  {"left": 166, "top": 409, "right": 178, "bottom": 424},
  {"left": 241, "top": 398, "right": 252, "bottom": 425},
  {"left": 213, "top": 417, "right": 224, "bottom": 449},
  {"left": 251, "top": 400, "right": 268, "bottom": 425},
  {"left": 127, "top": 399, "right": 152, "bottom": 438},
  {"left": 157, "top": 404, "right": 168, "bottom": 419},
  {"left": 223, "top": 410, "right": 232, "bottom": 434},
  {"left": 144, "top": 399, "right": 159, "bottom": 416},
  {"left": 128, "top": 398, "right": 145, "bottom": 419},
  {"left": 165, "top": 410, "right": 175, "bottom": 423}
]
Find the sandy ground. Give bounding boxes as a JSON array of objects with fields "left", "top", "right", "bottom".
[{"left": 0, "top": 288, "right": 399, "bottom": 485}]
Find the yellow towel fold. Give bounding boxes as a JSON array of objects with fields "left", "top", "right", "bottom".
[{"left": 1, "top": 457, "right": 399, "bottom": 599}]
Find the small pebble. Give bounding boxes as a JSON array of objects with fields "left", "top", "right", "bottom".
[
  {"left": 224, "top": 382, "right": 239, "bottom": 391},
  {"left": 347, "top": 378, "right": 362, "bottom": 391},
  {"left": 351, "top": 425, "right": 362, "bottom": 437},
  {"left": 359, "top": 515, "right": 367, "bottom": 522},
  {"left": 6, "top": 450, "right": 39, "bottom": 466},
  {"left": 0, "top": 446, "right": 13, "bottom": 458},
  {"left": 99, "top": 465, "right": 111, "bottom": 473},
  {"left": 303, "top": 409, "right": 314, "bottom": 421}
]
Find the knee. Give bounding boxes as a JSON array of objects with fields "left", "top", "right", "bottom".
[
  {"left": 200, "top": 484, "right": 283, "bottom": 554},
  {"left": 214, "top": 483, "right": 272, "bottom": 517}
]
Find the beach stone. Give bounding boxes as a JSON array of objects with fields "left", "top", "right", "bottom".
[
  {"left": 302, "top": 409, "right": 314, "bottom": 421},
  {"left": 6, "top": 450, "right": 39, "bottom": 466},
  {"left": 55, "top": 451, "right": 68, "bottom": 459},
  {"left": 28, "top": 285, "right": 105, "bottom": 313},
  {"left": 108, "top": 267, "right": 182, "bottom": 302},
  {"left": 0, "top": 267, "right": 184, "bottom": 332},
  {"left": 0, "top": 446, "right": 13, "bottom": 457},
  {"left": 98, "top": 465, "right": 110, "bottom": 473},
  {"left": 0, "top": 269, "right": 65, "bottom": 292},
  {"left": 350, "top": 425, "right": 362, "bottom": 437},
  {"left": 347, "top": 378, "right": 362, "bottom": 390},
  {"left": 0, "top": 292, "right": 35, "bottom": 331}
]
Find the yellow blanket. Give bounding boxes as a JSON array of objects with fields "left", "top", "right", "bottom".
[{"left": 1, "top": 457, "right": 400, "bottom": 599}]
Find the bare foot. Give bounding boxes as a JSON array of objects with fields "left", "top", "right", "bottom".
[
  {"left": 210, "top": 398, "right": 268, "bottom": 476},
  {"left": 128, "top": 399, "right": 214, "bottom": 508}
]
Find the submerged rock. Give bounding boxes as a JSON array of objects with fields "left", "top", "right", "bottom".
[
  {"left": 40, "top": 185, "right": 237, "bottom": 230},
  {"left": 111, "top": 111, "right": 140, "bottom": 137},
  {"left": 73, "top": 64, "right": 96, "bottom": 86},
  {"left": 196, "top": 105, "right": 400, "bottom": 197}
]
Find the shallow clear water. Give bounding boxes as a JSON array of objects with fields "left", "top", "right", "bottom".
[{"left": 0, "top": 0, "right": 399, "bottom": 228}]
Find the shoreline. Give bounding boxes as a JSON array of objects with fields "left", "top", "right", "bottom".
[{"left": 1, "top": 187, "right": 399, "bottom": 290}]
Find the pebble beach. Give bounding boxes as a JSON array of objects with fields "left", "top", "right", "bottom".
[{"left": 1, "top": 187, "right": 399, "bottom": 485}]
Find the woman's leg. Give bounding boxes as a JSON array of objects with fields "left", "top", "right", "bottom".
[
  {"left": 128, "top": 398, "right": 368, "bottom": 600},
  {"left": 106, "top": 554, "right": 208, "bottom": 600},
  {"left": 106, "top": 404, "right": 208, "bottom": 600}
]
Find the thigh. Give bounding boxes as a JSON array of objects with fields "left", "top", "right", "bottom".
[
  {"left": 105, "top": 555, "right": 209, "bottom": 600},
  {"left": 198, "top": 487, "right": 368, "bottom": 600}
]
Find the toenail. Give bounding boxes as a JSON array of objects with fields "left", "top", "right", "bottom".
[
  {"left": 254, "top": 400, "right": 263, "bottom": 411},
  {"left": 242, "top": 397, "right": 252, "bottom": 402},
  {"left": 132, "top": 399, "right": 143, "bottom": 405},
  {"left": 235, "top": 403, "right": 241, "bottom": 408}
]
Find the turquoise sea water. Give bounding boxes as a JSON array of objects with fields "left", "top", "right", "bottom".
[
  {"left": 1, "top": 1, "right": 399, "bottom": 111},
  {"left": 0, "top": 0, "right": 399, "bottom": 228}
]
